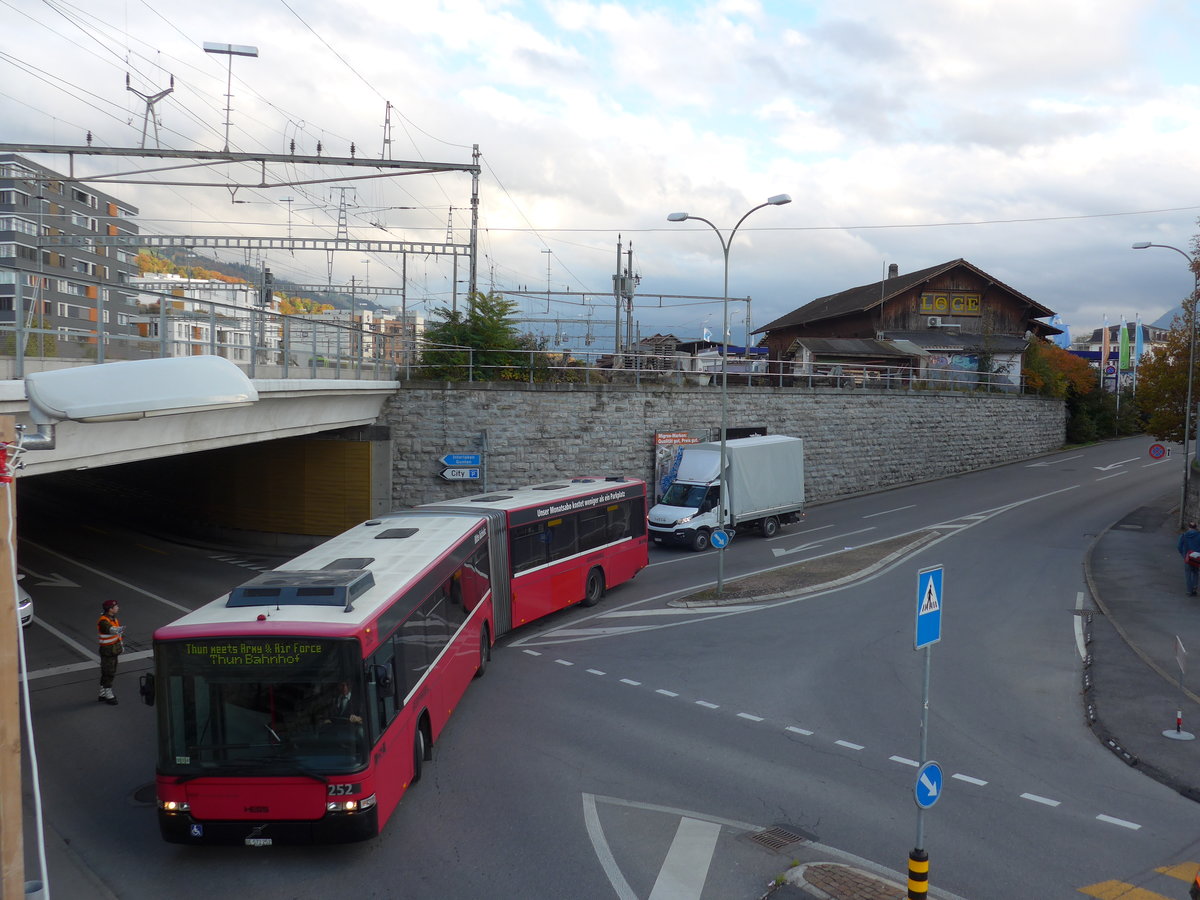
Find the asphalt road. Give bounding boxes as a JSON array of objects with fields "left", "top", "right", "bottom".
[{"left": 16, "top": 436, "right": 1200, "bottom": 899}]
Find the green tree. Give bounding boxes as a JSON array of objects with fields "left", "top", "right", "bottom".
[
  {"left": 1136, "top": 308, "right": 1195, "bottom": 444},
  {"left": 420, "top": 291, "right": 531, "bottom": 380}
]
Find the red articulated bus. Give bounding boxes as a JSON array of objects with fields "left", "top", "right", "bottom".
[{"left": 148, "top": 476, "right": 647, "bottom": 845}]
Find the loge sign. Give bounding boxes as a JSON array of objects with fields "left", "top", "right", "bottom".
[{"left": 919, "top": 291, "right": 981, "bottom": 317}]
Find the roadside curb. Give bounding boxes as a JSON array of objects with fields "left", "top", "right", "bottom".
[{"left": 776, "top": 862, "right": 906, "bottom": 899}]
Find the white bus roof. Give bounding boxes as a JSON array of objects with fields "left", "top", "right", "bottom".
[
  {"left": 420, "top": 476, "right": 643, "bottom": 515},
  {"left": 154, "top": 511, "right": 487, "bottom": 638}
]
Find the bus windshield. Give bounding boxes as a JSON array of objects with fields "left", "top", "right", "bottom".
[{"left": 155, "top": 637, "right": 367, "bottom": 777}]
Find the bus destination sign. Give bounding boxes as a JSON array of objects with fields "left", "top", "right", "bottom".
[{"left": 185, "top": 639, "right": 325, "bottom": 666}]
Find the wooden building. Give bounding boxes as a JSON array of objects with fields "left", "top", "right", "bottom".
[{"left": 754, "top": 259, "right": 1059, "bottom": 388}]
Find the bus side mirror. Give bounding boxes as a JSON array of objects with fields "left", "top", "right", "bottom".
[
  {"left": 139, "top": 673, "right": 155, "bottom": 707},
  {"left": 373, "top": 665, "right": 392, "bottom": 693}
]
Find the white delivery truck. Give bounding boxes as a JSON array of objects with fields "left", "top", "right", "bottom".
[{"left": 648, "top": 435, "right": 805, "bottom": 551}]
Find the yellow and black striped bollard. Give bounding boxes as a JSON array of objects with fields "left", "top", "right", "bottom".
[{"left": 907, "top": 847, "right": 929, "bottom": 898}]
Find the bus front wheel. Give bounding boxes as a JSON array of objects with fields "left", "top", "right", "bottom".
[
  {"left": 412, "top": 723, "right": 428, "bottom": 783},
  {"left": 582, "top": 568, "right": 605, "bottom": 607}
]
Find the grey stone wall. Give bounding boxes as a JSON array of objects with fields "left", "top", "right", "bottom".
[{"left": 385, "top": 382, "right": 1066, "bottom": 508}]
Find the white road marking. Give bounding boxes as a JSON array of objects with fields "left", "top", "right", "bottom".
[
  {"left": 737, "top": 713, "right": 764, "bottom": 722},
  {"left": 1096, "top": 814, "right": 1141, "bottom": 830},
  {"left": 586, "top": 668, "right": 606, "bottom": 675},
  {"left": 1020, "top": 792, "right": 1060, "bottom": 807},
  {"left": 1096, "top": 472, "right": 1128, "bottom": 482},
  {"left": 695, "top": 700, "right": 719, "bottom": 709},
  {"left": 620, "top": 678, "right": 641, "bottom": 686},
  {"left": 952, "top": 773, "right": 988, "bottom": 786},
  {"left": 522, "top": 649, "right": 542, "bottom": 656},
  {"left": 22, "top": 649, "right": 154, "bottom": 682},
  {"left": 19, "top": 538, "right": 190, "bottom": 612},
  {"left": 31, "top": 617, "right": 97, "bottom": 662},
  {"left": 890, "top": 756, "right": 919, "bottom": 767},
  {"left": 656, "top": 689, "right": 678, "bottom": 697},
  {"left": 772, "top": 527, "right": 876, "bottom": 558},
  {"left": 599, "top": 607, "right": 755, "bottom": 617},
  {"left": 785, "top": 726, "right": 814, "bottom": 736},
  {"left": 1026, "top": 455, "right": 1084, "bottom": 467},
  {"left": 554, "top": 659, "right": 574, "bottom": 666},
  {"left": 862, "top": 505, "right": 916, "bottom": 519},
  {"left": 582, "top": 794, "right": 638, "bottom": 900},
  {"left": 647, "top": 817, "right": 721, "bottom": 900},
  {"left": 835, "top": 740, "right": 864, "bottom": 750}
]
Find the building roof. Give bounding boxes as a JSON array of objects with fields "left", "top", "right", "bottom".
[
  {"left": 879, "top": 330, "right": 1030, "bottom": 352},
  {"left": 755, "top": 259, "right": 1052, "bottom": 334},
  {"left": 785, "top": 337, "right": 927, "bottom": 359}
]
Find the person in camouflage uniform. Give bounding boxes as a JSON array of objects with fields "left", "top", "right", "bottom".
[{"left": 97, "top": 599, "right": 124, "bottom": 705}]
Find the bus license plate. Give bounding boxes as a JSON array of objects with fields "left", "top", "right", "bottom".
[{"left": 245, "top": 837, "right": 273, "bottom": 847}]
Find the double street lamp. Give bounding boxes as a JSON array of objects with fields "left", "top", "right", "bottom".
[
  {"left": 1132, "top": 241, "right": 1200, "bottom": 526},
  {"left": 668, "top": 194, "right": 791, "bottom": 597}
]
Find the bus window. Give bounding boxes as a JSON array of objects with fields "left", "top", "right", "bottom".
[
  {"left": 511, "top": 522, "right": 549, "bottom": 573},
  {"left": 578, "top": 508, "right": 608, "bottom": 552},
  {"left": 545, "top": 516, "right": 578, "bottom": 563},
  {"left": 395, "top": 612, "right": 430, "bottom": 702},
  {"left": 443, "top": 575, "right": 466, "bottom": 631}
]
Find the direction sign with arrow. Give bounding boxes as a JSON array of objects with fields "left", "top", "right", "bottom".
[
  {"left": 440, "top": 467, "right": 480, "bottom": 481},
  {"left": 914, "top": 760, "right": 943, "bottom": 809}
]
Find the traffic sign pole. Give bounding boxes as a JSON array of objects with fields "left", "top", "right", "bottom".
[{"left": 909, "top": 565, "right": 943, "bottom": 899}]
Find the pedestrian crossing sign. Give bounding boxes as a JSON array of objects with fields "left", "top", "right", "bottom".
[{"left": 915, "top": 565, "right": 943, "bottom": 649}]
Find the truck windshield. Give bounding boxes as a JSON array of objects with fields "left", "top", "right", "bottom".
[
  {"left": 155, "top": 637, "right": 367, "bottom": 776},
  {"left": 661, "top": 483, "right": 718, "bottom": 511}
]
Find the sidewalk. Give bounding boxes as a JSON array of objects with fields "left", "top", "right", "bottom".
[{"left": 1084, "top": 488, "right": 1200, "bottom": 800}]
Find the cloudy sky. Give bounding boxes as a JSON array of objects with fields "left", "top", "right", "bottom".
[{"left": 4, "top": 0, "right": 1200, "bottom": 351}]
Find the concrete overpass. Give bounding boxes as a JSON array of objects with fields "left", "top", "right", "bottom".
[
  {"left": 0, "top": 375, "right": 398, "bottom": 477},
  {"left": 0, "top": 368, "right": 399, "bottom": 536}
]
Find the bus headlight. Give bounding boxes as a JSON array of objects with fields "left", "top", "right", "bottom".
[
  {"left": 326, "top": 793, "right": 376, "bottom": 814},
  {"left": 159, "top": 800, "right": 190, "bottom": 813}
]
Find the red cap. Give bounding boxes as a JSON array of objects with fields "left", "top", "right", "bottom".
[{"left": 102, "top": 600, "right": 118, "bottom": 611}]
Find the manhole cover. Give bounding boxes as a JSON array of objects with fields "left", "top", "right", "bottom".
[{"left": 749, "top": 825, "right": 809, "bottom": 852}]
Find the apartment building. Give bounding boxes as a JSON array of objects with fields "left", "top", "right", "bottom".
[{"left": 0, "top": 153, "right": 141, "bottom": 360}]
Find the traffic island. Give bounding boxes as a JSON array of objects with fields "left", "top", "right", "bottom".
[{"left": 670, "top": 531, "right": 942, "bottom": 607}]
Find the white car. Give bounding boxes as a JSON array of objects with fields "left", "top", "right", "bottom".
[{"left": 18, "top": 575, "right": 32, "bottom": 628}]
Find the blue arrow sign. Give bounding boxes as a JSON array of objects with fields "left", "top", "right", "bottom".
[
  {"left": 914, "top": 760, "right": 943, "bottom": 809},
  {"left": 441, "top": 453, "right": 482, "bottom": 467},
  {"left": 710, "top": 529, "right": 730, "bottom": 549},
  {"left": 915, "top": 565, "right": 943, "bottom": 650}
]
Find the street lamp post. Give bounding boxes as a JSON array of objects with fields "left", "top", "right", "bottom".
[
  {"left": 1132, "top": 241, "right": 1200, "bottom": 526},
  {"left": 668, "top": 194, "right": 791, "bottom": 597}
]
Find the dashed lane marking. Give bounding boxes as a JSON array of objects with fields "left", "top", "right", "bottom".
[
  {"left": 1020, "top": 792, "right": 1061, "bottom": 807},
  {"left": 525, "top": 650, "right": 1146, "bottom": 834},
  {"left": 952, "top": 773, "right": 988, "bottom": 786},
  {"left": 1095, "top": 814, "right": 1140, "bottom": 830}
]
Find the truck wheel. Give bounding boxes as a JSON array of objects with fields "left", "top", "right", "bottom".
[
  {"left": 690, "top": 530, "right": 710, "bottom": 552},
  {"left": 581, "top": 567, "right": 605, "bottom": 607},
  {"left": 762, "top": 516, "right": 780, "bottom": 538}
]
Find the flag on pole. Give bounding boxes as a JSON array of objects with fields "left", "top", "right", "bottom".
[
  {"left": 702, "top": 326, "right": 713, "bottom": 342},
  {"left": 1101, "top": 314, "right": 1110, "bottom": 381},
  {"left": 1134, "top": 313, "right": 1144, "bottom": 363},
  {"left": 1119, "top": 314, "right": 1130, "bottom": 370},
  {"left": 1050, "top": 314, "right": 1071, "bottom": 349}
]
